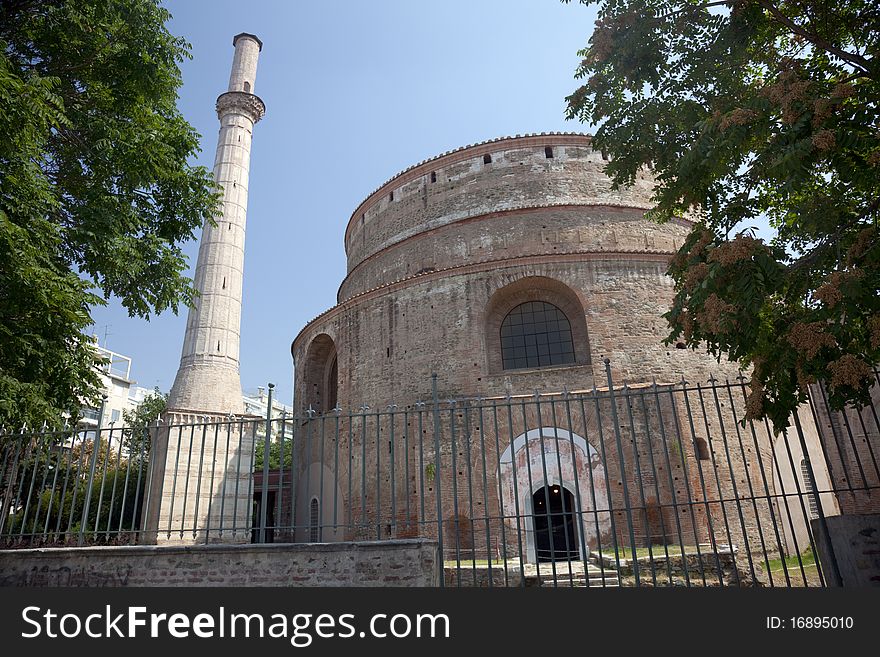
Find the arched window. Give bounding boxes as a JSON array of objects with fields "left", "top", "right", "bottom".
[
  {"left": 801, "top": 459, "right": 820, "bottom": 520},
  {"left": 500, "top": 301, "right": 575, "bottom": 370},
  {"left": 484, "top": 276, "right": 591, "bottom": 376},
  {"left": 309, "top": 498, "right": 321, "bottom": 542},
  {"left": 302, "top": 334, "right": 338, "bottom": 414},
  {"left": 695, "top": 437, "right": 710, "bottom": 460}
]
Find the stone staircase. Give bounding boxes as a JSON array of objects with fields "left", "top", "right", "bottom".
[
  {"left": 525, "top": 560, "right": 621, "bottom": 588},
  {"left": 442, "top": 557, "right": 621, "bottom": 587}
]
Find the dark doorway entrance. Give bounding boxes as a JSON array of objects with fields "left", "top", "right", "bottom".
[
  {"left": 252, "top": 491, "right": 276, "bottom": 543},
  {"left": 533, "top": 485, "right": 578, "bottom": 562}
]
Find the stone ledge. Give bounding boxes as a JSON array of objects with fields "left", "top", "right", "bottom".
[
  {"left": 0, "top": 538, "right": 436, "bottom": 559},
  {"left": 0, "top": 540, "right": 440, "bottom": 587}
]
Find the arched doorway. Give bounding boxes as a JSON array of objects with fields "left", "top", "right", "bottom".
[
  {"left": 498, "top": 427, "right": 610, "bottom": 562},
  {"left": 533, "top": 485, "right": 578, "bottom": 562}
]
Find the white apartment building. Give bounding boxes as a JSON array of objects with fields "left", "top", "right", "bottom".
[{"left": 78, "top": 340, "right": 154, "bottom": 430}]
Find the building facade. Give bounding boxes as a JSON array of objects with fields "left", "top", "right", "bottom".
[
  {"left": 294, "top": 134, "right": 738, "bottom": 411},
  {"left": 79, "top": 339, "right": 155, "bottom": 431},
  {"left": 288, "top": 134, "right": 794, "bottom": 565}
]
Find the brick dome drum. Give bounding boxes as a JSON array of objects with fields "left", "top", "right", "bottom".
[{"left": 293, "top": 133, "right": 736, "bottom": 413}]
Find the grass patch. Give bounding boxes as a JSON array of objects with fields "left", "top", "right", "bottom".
[
  {"left": 765, "top": 547, "right": 816, "bottom": 574},
  {"left": 443, "top": 559, "right": 507, "bottom": 567},
  {"left": 599, "top": 545, "right": 702, "bottom": 560}
]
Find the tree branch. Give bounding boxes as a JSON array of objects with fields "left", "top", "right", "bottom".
[
  {"left": 662, "top": 1, "right": 734, "bottom": 20},
  {"left": 756, "top": 1, "right": 873, "bottom": 78}
]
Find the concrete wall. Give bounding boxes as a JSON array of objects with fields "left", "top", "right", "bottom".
[
  {"left": 811, "top": 514, "right": 880, "bottom": 587},
  {"left": 0, "top": 540, "right": 439, "bottom": 587}
]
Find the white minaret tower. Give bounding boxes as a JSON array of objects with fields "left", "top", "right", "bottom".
[
  {"left": 167, "top": 33, "right": 265, "bottom": 415},
  {"left": 144, "top": 34, "right": 265, "bottom": 545}
]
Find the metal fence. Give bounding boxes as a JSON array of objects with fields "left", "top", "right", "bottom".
[{"left": 2, "top": 363, "right": 878, "bottom": 588}]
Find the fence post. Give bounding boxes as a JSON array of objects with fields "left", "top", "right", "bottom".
[
  {"left": 0, "top": 425, "right": 18, "bottom": 537},
  {"left": 792, "top": 408, "right": 843, "bottom": 586},
  {"left": 604, "top": 359, "right": 641, "bottom": 585},
  {"left": 258, "top": 383, "right": 274, "bottom": 543},
  {"left": 78, "top": 395, "right": 107, "bottom": 546},
  {"left": 431, "top": 373, "right": 445, "bottom": 587}
]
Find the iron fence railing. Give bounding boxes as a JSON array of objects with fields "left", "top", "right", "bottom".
[{"left": 2, "top": 363, "right": 878, "bottom": 588}]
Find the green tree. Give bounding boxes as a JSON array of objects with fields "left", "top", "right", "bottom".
[
  {"left": 0, "top": 0, "right": 219, "bottom": 429},
  {"left": 565, "top": 0, "right": 879, "bottom": 431},
  {"left": 254, "top": 436, "right": 294, "bottom": 471},
  {"left": 121, "top": 387, "right": 167, "bottom": 457},
  {"left": 4, "top": 436, "right": 147, "bottom": 545}
]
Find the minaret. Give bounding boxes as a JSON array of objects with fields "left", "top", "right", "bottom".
[
  {"left": 143, "top": 34, "right": 265, "bottom": 545},
  {"left": 167, "top": 32, "right": 265, "bottom": 415}
]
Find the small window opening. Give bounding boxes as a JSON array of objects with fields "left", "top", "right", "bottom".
[
  {"left": 217, "top": 341, "right": 221, "bottom": 352},
  {"left": 309, "top": 498, "right": 321, "bottom": 542},
  {"left": 801, "top": 459, "right": 820, "bottom": 519},
  {"left": 545, "top": 146, "right": 554, "bottom": 159},
  {"left": 601, "top": 149, "right": 609, "bottom": 161},
  {"left": 222, "top": 276, "right": 226, "bottom": 290},
  {"left": 430, "top": 171, "right": 436, "bottom": 183},
  {"left": 389, "top": 190, "right": 394, "bottom": 202},
  {"left": 675, "top": 342, "right": 686, "bottom": 349},
  {"left": 695, "top": 437, "right": 710, "bottom": 460},
  {"left": 483, "top": 153, "right": 492, "bottom": 165},
  {"left": 243, "top": 81, "right": 251, "bottom": 93}
]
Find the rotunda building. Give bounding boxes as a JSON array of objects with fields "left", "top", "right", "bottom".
[
  {"left": 284, "top": 134, "right": 778, "bottom": 566},
  {"left": 293, "top": 133, "right": 732, "bottom": 412}
]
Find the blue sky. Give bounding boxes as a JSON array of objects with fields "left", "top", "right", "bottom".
[{"left": 88, "top": 0, "right": 601, "bottom": 405}]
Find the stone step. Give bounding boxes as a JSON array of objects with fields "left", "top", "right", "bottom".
[
  {"left": 535, "top": 571, "right": 621, "bottom": 588},
  {"left": 540, "top": 578, "right": 620, "bottom": 588}
]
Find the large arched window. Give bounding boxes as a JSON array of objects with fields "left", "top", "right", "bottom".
[
  {"left": 500, "top": 301, "right": 575, "bottom": 370},
  {"left": 484, "top": 276, "right": 591, "bottom": 375}
]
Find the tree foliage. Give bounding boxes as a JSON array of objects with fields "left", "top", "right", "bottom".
[
  {"left": 121, "top": 386, "right": 167, "bottom": 457},
  {"left": 0, "top": 0, "right": 219, "bottom": 429},
  {"left": 254, "top": 434, "right": 293, "bottom": 471},
  {"left": 3, "top": 435, "right": 146, "bottom": 545},
  {"left": 565, "top": 0, "right": 880, "bottom": 431}
]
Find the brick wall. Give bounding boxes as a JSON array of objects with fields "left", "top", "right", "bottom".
[
  {"left": 285, "top": 134, "right": 778, "bottom": 568},
  {"left": 295, "top": 258, "right": 743, "bottom": 411},
  {"left": 344, "top": 135, "right": 656, "bottom": 273},
  {"left": 807, "top": 382, "right": 880, "bottom": 515},
  {"left": 0, "top": 540, "right": 439, "bottom": 587},
  {"left": 280, "top": 382, "right": 779, "bottom": 567},
  {"left": 292, "top": 137, "right": 735, "bottom": 413}
]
